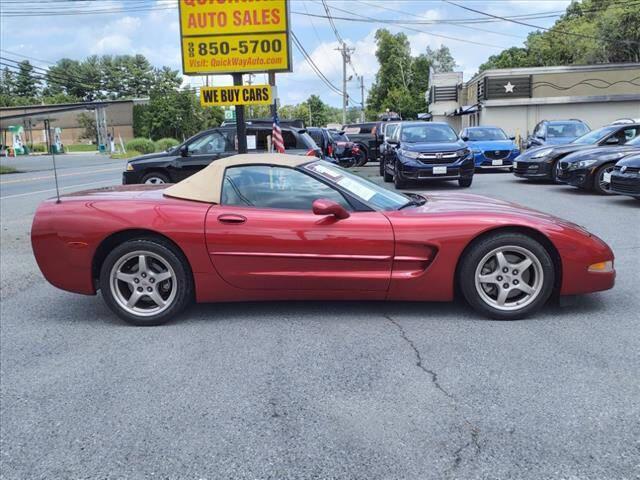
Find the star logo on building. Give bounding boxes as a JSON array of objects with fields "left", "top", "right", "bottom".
[{"left": 504, "top": 82, "right": 515, "bottom": 93}]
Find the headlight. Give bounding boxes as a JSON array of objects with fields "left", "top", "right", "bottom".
[
  {"left": 530, "top": 147, "right": 554, "bottom": 159},
  {"left": 456, "top": 148, "right": 471, "bottom": 157},
  {"left": 401, "top": 150, "right": 420, "bottom": 159},
  {"left": 573, "top": 159, "right": 598, "bottom": 169},
  {"left": 126, "top": 163, "right": 134, "bottom": 171}
]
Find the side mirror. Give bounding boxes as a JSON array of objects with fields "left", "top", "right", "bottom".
[
  {"left": 605, "top": 137, "right": 620, "bottom": 145},
  {"left": 312, "top": 198, "right": 350, "bottom": 220},
  {"left": 180, "top": 145, "right": 189, "bottom": 157},
  {"left": 509, "top": 136, "right": 516, "bottom": 140},
  {"left": 536, "top": 134, "right": 545, "bottom": 140},
  {"left": 461, "top": 135, "right": 469, "bottom": 142}
]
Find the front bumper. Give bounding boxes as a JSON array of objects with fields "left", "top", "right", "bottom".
[
  {"left": 122, "top": 171, "right": 143, "bottom": 185},
  {"left": 513, "top": 159, "right": 554, "bottom": 179},
  {"left": 397, "top": 157, "right": 474, "bottom": 181},
  {"left": 473, "top": 151, "right": 518, "bottom": 168},
  {"left": 610, "top": 171, "right": 640, "bottom": 197},
  {"left": 556, "top": 165, "right": 593, "bottom": 188}
]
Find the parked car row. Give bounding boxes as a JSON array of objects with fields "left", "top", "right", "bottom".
[{"left": 514, "top": 122, "right": 640, "bottom": 199}]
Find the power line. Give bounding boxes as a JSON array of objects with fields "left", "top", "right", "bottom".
[
  {"left": 290, "top": 31, "right": 343, "bottom": 97},
  {"left": 443, "top": 0, "right": 640, "bottom": 47}
]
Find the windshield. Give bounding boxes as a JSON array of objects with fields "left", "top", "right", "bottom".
[
  {"left": 465, "top": 127, "right": 508, "bottom": 141},
  {"left": 304, "top": 161, "right": 410, "bottom": 210},
  {"left": 573, "top": 126, "right": 618, "bottom": 145},
  {"left": 547, "top": 122, "right": 589, "bottom": 139},
  {"left": 401, "top": 124, "right": 457, "bottom": 143}
]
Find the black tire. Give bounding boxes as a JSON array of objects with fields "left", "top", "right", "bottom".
[
  {"left": 458, "top": 232, "right": 555, "bottom": 320},
  {"left": 383, "top": 163, "right": 393, "bottom": 182},
  {"left": 593, "top": 163, "right": 615, "bottom": 195},
  {"left": 394, "top": 169, "right": 406, "bottom": 189},
  {"left": 99, "top": 237, "right": 193, "bottom": 326},
  {"left": 141, "top": 171, "right": 170, "bottom": 185},
  {"left": 379, "top": 158, "right": 385, "bottom": 176},
  {"left": 459, "top": 177, "right": 473, "bottom": 188},
  {"left": 550, "top": 159, "right": 561, "bottom": 184},
  {"left": 355, "top": 146, "right": 368, "bottom": 166}
]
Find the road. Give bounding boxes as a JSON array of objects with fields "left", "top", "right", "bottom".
[{"left": 1, "top": 156, "right": 638, "bottom": 479}]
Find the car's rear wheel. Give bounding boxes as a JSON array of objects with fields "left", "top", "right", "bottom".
[
  {"left": 459, "top": 177, "right": 473, "bottom": 188},
  {"left": 142, "top": 172, "right": 170, "bottom": 185},
  {"left": 99, "top": 238, "right": 193, "bottom": 326},
  {"left": 459, "top": 232, "right": 555, "bottom": 320},
  {"left": 355, "top": 144, "right": 368, "bottom": 166},
  {"left": 593, "top": 163, "right": 615, "bottom": 195}
]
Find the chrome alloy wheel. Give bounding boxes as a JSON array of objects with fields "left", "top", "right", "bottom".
[
  {"left": 144, "top": 176, "right": 166, "bottom": 185},
  {"left": 474, "top": 245, "right": 544, "bottom": 312},
  {"left": 109, "top": 250, "right": 177, "bottom": 317}
]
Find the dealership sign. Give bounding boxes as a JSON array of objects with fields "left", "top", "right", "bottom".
[
  {"left": 200, "top": 85, "right": 273, "bottom": 107},
  {"left": 179, "top": 0, "right": 291, "bottom": 75}
]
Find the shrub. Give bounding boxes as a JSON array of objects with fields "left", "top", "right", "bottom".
[
  {"left": 155, "top": 137, "right": 179, "bottom": 152},
  {"left": 125, "top": 137, "right": 156, "bottom": 155},
  {"left": 29, "top": 143, "right": 47, "bottom": 153}
]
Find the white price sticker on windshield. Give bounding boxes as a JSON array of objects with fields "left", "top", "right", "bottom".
[{"left": 337, "top": 177, "right": 376, "bottom": 201}]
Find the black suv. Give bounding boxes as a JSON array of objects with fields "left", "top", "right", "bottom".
[{"left": 122, "top": 125, "right": 320, "bottom": 185}]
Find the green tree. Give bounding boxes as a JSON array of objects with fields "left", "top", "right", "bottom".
[
  {"left": 14, "top": 60, "right": 39, "bottom": 98},
  {"left": 425, "top": 46, "right": 457, "bottom": 73},
  {"left": 479, "top": 0, "right": 640, "bottom": 71}
]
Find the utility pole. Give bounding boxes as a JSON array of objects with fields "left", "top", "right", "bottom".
[
  {"left": 246, "top": 73, "right": 255, "bottom": 118},
  {"left": 359, "top": 75, "right": 365, "bottom": 122},
  {"left": 335, "top": 43, "right": 354, "bottom": 125}
]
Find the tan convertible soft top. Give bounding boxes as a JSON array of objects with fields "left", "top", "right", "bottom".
[{"left": 163, "top": 153, "right": 310, "bottom": 204}]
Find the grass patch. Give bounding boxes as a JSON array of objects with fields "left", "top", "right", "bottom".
[
  {"left": 110, "top": 150, "right": 141, "bottom": 159},
  {"left": 66, "top": 144, "right": 98, "bottom": 153},
  {"left": 0, "top": 165, "right": 18, "bottom": 174}
]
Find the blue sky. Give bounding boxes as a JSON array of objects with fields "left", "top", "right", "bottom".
[{"left": 0, "top": 0, "right": 571, "bottom": 106}]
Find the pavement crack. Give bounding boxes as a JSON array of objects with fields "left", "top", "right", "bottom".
[
  {"left": 384, "top": 314, "right": 455, "bottom": 401},
  {"left": 384, "top": 313, "right": 482, "bottom": 475}
]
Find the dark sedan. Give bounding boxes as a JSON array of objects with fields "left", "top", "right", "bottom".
[
  {"left": 513, "top": 123, "right": 640, "bottom": 182},
  {"left": 610, "top": 153, "right": 640, "bottom": 199},
  {"left": 556, "top": 135, "right": 640, "bottom": 194}
]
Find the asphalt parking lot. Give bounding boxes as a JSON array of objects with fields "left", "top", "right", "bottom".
[{"left": 1, "top": 155, "right": 639, "bottom": 479}]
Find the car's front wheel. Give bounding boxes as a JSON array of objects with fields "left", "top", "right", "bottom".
[
  {"left": 99, "top": 238, "right": 193, "bottom": 326},
  {"left": 459, "top": 232, "right": 555, "bottom": 320},
  {"left": 459, "top": 177, "right": 473, "bottom": 188},
  {"left": 141, "top": 172, "right": 170, "bottom": 185},
  {"left": 593, "top": 163, "right": 615, "bottom": 195}
]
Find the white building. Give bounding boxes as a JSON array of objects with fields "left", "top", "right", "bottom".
[{"left": 427, "top": 63, "right": 640, "bottom": 141}]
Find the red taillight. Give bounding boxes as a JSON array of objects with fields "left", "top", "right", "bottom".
[
  {"left": 352, "top": 146, "right": 360, "bottom": 153},
  {"left": 327, "top": 144, "right": 334, "bottom": 156},
  {"left": 306, "top": 149, "right": 317, "bottom": 156}
]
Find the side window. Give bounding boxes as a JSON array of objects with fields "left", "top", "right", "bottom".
[
  {"left": 221, "top": 165, "right": 351, "bottom": 210},
  {"left": 247, "top": 128, "right": 271, "bottom": 151},
  {"left": 621, "top": 127, "right": 640, "bottom": 142},
  {"left": 533, "top": 122, "right": 542, "bottom": 138},
  {"left": 188, "top": 132, "right": 229, "bottom": 155},
  {"left": 282, "top": 131, "right": 298, "bottom": 149},
  {"left": 309, "top": 130, "right": 323, "bottom": 147}
]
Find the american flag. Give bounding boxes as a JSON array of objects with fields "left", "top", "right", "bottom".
[{"left": 272, "top": 111, "right": 285, "bottom": 153}]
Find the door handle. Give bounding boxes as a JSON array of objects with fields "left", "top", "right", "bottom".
[{"left": 218, "top": 214, "right": 246, "bottom": 225}]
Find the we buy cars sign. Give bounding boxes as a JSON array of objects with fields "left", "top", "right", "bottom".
[{"left": 179, "top": 0, "right": 291, "bottom": 75}]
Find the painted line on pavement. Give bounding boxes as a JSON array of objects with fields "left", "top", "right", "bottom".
[
  {"left": 0, "top": 166, "right": 123, "bottom": 185},
  {"left": 0, "top": 180, "right": 115, "bottom": 200}
]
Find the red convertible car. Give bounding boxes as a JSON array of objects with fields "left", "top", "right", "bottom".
[{"left": 31, "top": 154, "right": 615, "bottom": 326}]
